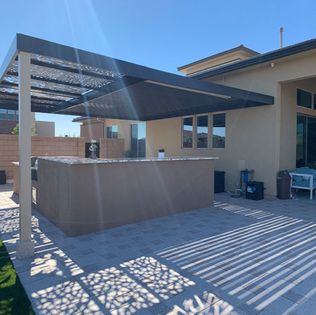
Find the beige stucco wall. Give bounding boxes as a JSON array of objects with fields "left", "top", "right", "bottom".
[
  {"left": 80, "top": 122, "right": 104, "bottom": 142},
  {"left": 104, "top": 119, "right": 141, "bottom": 150},
  {"left": 147, "top": 48, "right": 316, "bottom": 198},
  {"left": 207, "top": 50, "right": 316, "bottom": 196},
  {"left": 146, "top": 105, "right": 277, "bottom": 197},
  {"left": 80, "top": 118, "right": 141, "bottom": 150}
]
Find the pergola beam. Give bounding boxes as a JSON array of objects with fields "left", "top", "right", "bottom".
[
  {"left": 0, "top": 91, "right": 68, "bottom": 104},
  {"left": 7, "top": 71, "right": 105, "bottom": 90},
  {"left": 1, "top": 81, "right": 82, "bottom": 98},
  {"left": 30, "top": 59, "right": 120, "bottom": 82}
]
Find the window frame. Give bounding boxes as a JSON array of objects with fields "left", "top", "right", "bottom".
[
  {"left": 7, "top": 109, "right": 15, "bottom": 121},
  {"left": 196, "top": 114, "right": 209, "bottom": 149},
  {"left": 0, "top": 109, "right": 6, "bottom": 120},
  {"left": 106, "top": 125, "right": 118, "bottom": 139},
  {"left": 297, "top": 88, "right": 313, "bottom": 109},
  {"left": 212, "top": 112, "right": 226, "bottom": 149},
  {"left": 182, "top": 116, "right": 194, "bottom": 149}
]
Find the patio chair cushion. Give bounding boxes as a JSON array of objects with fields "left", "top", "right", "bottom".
[
  {"left": 292, "top": 175, "right": 304, "bottom": 183},
  {"left": 296, "top": 167, "right": 316, "bottom": 178},
  {"left": 292, "top": 167, "right": 316, "bottom": 186},
  {"left": 292, "top": 178, "right": 316, "bottom": 187}
]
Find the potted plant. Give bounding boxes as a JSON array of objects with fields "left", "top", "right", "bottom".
[
  {"left": 123, "top": 149, "right": 133, "bottom": 158},
  {"left": 158, "top": 148, "right": 165, "bottom": 159}
]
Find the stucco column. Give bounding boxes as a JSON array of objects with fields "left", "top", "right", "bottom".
[{"left": 16, "top": 51, "right": 34, "bottom": 259}]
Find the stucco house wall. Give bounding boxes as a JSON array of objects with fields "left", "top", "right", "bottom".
[
  {"left": 147, "top": 48, "right": 316, "bottom": 198},
  {"left": 79, "top": 118, "right": 141, "bottom": 150},
  {"left": 80, "top": 122, "right": 104, "bottom": 142},
  {"left": 146, "top": 105, "right": 277, "bottom": 197}
]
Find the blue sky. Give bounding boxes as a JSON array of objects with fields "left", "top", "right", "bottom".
[{"left": 1, "top": 0, "right": 316, "bottom": 136}]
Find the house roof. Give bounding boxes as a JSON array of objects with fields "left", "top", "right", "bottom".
[
  {"left": 177, "top": 45, "right": 259, "bottom": 72},
  {"left": 72, "top": 116, "right": 91, "bottom": 122},
  {"left": 190, "top": 38, "right": 316, "bottom": 79},
  {"left": 0, "top": 34, "right": 274, "bottom": 121}
]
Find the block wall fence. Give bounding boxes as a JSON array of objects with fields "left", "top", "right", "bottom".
[
  {"left": 0, "top": 135, "right": 85, "bottom": 180},
  {"left": 0, "top": 136, "right": 126, "bottom": 180},
  {"left": 99, "top": 138, "right": 124, "bottom": 159}
]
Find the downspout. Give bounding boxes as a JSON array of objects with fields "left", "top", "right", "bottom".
[{"left": 97, "top": 118, "right": 106, "bottom": 138}]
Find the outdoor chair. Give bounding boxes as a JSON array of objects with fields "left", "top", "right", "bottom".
[{"left": 289, "top": 167, "right": 316, "bottom": 200}]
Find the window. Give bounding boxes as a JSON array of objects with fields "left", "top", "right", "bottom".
[
  {"left": 107, "top": 125, "right": 118, "bottom": 139},
  {"left": 8, "top": 110, "right": 15, "bottom": 120},
  {"left": 183, "top": 117, "right": 193, "bottom": 148},
  {"left": 297, "top": 89, "right": 312, "bottom": 108},
  {"left": 0, "top": 109, "right": 6, "bottom": 120},
  {"left": 196, "top": 115, "right": 208, "bottom": 148},
  {"left": 15, "top": 110, "right": 19, "bottom": 121},
  {"left": 212, "top": 113, "right": 226, "bottom": 148}
]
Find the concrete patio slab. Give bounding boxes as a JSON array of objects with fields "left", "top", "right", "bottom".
[{"left": 1, "top": 183, "right": 316, "bottom": 314}]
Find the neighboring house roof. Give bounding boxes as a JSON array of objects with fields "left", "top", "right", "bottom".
[
  {"left": 178, "top": 45, "right": 259, "bottom": 72},
  {"left": 189, "top": 37, "right": 316, "bottom": 79},
  {"left": 72, "top": 116, "right": 93, "bottom": 123}
]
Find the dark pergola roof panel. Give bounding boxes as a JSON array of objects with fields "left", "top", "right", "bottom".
[{"left": 0, "top": 34, "right": 274, "bottom": 120}]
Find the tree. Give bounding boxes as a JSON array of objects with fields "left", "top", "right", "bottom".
[{"left": 12, "top": 123, "right": 37, "bottom": 136}]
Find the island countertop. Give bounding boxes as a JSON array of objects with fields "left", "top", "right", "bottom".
[
  {"left": 33, "top": 155, "right": 217, "bottom": 236},
  {"left": 36, "top": 156, "right": 218, "bottom": 165}
]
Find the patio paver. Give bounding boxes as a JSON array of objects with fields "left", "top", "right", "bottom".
[{"left": 1, "top": 183, "right": 316, "bottom": 314}]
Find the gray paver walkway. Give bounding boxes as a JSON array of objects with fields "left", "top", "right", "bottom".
[{"left": 1, "top": 183, "right": 316, "bottom": 314}]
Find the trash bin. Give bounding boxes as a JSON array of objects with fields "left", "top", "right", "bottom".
[
  {"left": 214, "top": 171, "right": 225, "bottom": 193},
  {"left": 0, "top": 170, "right": 6, "bottom": 185},
  {"left": 277, "top": 171, "right": 291, "bottom": 199}
]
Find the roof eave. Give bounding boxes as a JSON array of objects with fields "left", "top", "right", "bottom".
[{"left": 177, "top": 45, "right": 260, "bottom": 72}]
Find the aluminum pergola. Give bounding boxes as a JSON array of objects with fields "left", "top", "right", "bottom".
[
  {"left": 0, "top": 34, "right": 274, "bottom": 258},
  {"left": 1, "top": 34, "right": 274, "bottom": 121}
]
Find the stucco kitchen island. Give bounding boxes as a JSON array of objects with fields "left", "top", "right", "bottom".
[{"left": 32, "top": 156, "right": 217, "bottom": 236}]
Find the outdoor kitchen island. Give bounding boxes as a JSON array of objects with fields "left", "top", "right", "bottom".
[{"left": 32, "top": 156, "right": 217, "bottom": 236}]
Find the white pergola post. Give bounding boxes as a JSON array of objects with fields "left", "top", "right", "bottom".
[{"left": 16, "top": 51, "right": 34, "bottom": 259}]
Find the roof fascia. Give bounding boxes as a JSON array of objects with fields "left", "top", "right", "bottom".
[
  {"left": 54, "top": 109, "right": 141, "bottom": 121},
  {"left": 178, "top": 46, "right": 260, "bottom": 71}
]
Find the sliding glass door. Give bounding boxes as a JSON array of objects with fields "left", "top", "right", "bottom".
[
  {"left": 296, "top": 115, "right": 316, "bottom": 168},
  {"left": 131, "top": 123, "right": 146, "bottom": 158}
]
